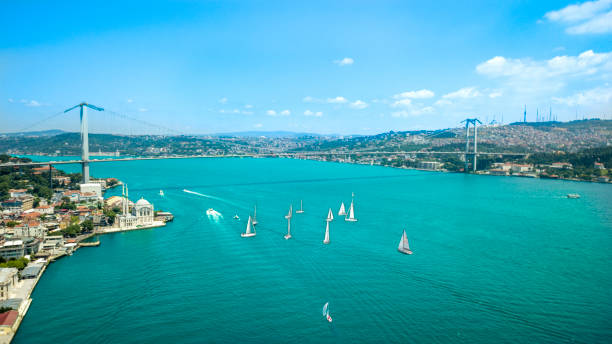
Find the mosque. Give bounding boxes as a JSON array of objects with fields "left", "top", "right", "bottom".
[{"left": 115, "top": 184, "right": 154, "bottom": 228}]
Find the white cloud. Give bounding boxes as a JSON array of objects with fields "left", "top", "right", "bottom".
[
  {"left": 434, "top": 99, "right": 452, "bottom": 106},
  {"left": 391, "top": 98, "right": 412, "bottom": 108},
  {"left": 334, "top": 57, "right": 354, "bottom": 66},
  {"left": 303, "top": 96, "right": 317, "bottom": 102},
  {"left": 393, "top": 89, "right": 435, "bottom": 99},
  {"left": 280, "top": 110, "right": 291, "bottom": 116},
  {"left": 7, "top": 98, "right": 14, "bottom": 103},
  {"left": 245, "top": 104, "right": 253, "bottom": 109},
  {"left": 391, "top": 106, "right": 435, "bottom": 117},
  {"left": 19, "top": 99, "right": 42, "bottom": 107},
  {"left": 411, "top": 106, "right": 435, "bottom": 115},
  {"left": 304, "top": 110, "right": 323, "bottom": 117},
  {"left": 138, "top": 108, "right": 148, "bottom": 112},
  {"left": 567, "top": 10, "right": 612, "bottom": 34},
  {"left": 553, "top": 86, "right": 612, "bottom": 105},
  {"left": 219, "top": 97, "right": 228, "bottom": 104},
  {"left": 476, "top": 50, "right": 612, "bottom": 91},
  {"left": 442, "top": 87, "right": 481, "bottom": 99},
  {"left": 127, "top": 99, "right": 133, "bottom": 103},
  {"left": 545, "top": 0, "right": 612, "bottom": 34},
  {"left": 349, "top": 100, "right": 368, "bottom": 109},
  {"left": 488, "top": 91, "right": 503, "bottom": 98},
  {"left": 254, "top": 123, "right": 263, "bottom": 128},
  {"left": 327, "top": 96, "right": 348, "bottom": 103},
  {"left": 266, "top": 110, "right": 277, "bottom": 116},
  {"left": 545, "top": 0, "right": 611, "bottom": 22}
]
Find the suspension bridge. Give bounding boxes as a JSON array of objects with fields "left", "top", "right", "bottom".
[{"left": 1, "top": 102, "right": 529, "bottom": 180}]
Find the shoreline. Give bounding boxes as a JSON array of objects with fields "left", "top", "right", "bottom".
[{"left": 3, "top": 219, "right": 167, "bottom": 343}]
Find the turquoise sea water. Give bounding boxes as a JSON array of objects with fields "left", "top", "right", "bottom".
[{"left": 13, "top": 157, "right": 612, "bottom": 343}]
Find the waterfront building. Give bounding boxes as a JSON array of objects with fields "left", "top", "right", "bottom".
[
  {"left": 550, "top": 162, "right": 573, "bottom": 169},
  {"left": 594, "top": 162, "right": 605, "bottom": 169},
  {"left": 0, "top": 268, "right": 18, "bottom": 301},
  {"left": 80, "top": 183, "right": 103, "bottom": 198},
  {"left": 418, "top": 161, "right": 443, "bottom": 170},
  {"left": 0, "top": 310, "right": 18, "bottom": 335},
  {"left": 0, "top": 241, "right": 25, "bottom": 260}
]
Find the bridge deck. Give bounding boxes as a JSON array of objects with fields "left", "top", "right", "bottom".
[{"left": 0, "top": 151, "right": 528, "bottom": 167}]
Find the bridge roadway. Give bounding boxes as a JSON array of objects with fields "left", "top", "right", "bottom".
[{"left": 0, "top": 151, "right": 528, "bottom": 167}]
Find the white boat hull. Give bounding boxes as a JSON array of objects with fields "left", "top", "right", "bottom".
[
  {"left": 284, "top": 234, "right": 292, "bottom": 240},
  {"left": 241, "top": 233, "right": 256, "bottom": 237},
  {"left": 323, "top": 239, "right": 330, "bottom": 244},
  {"left": 295, "top": 210, "right": 304, "bottom": 214},
  {"left": 398, "top": 248, "right": 413, "bottom": 255},
  {"left": 345, "top": 218, "right": 357, "bottom": 222}
]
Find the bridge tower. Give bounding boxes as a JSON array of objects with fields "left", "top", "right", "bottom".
[
  {"left": 64, "top": 102, "right": 104, "bottom": 183},
  {"left": 461, "top": 118, "right": 482, "bottom": 173}
]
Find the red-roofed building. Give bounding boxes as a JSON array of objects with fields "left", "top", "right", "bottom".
[{"left": 0, "top": 310, "right": 19, "bottom": 333}]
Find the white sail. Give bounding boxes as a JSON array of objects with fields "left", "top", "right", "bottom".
[
  {"left": 327, "top": 208, "right": 334, "bottom": 221},
  {"left": 241, "top": 216, "right": 256, "bottom": 237},
  {"left": 338, "top": 202, "right": 346, "bottom": 216},
  {"left": 345, "top": 200, "right": 357, "bottom": 221},
  {"left": 252, "top": 205, "right": 258, "bottom": 225},
  {"left": 398, "top": 230, "right": 409, "bottom": 250},
  {"left": 322, "top": 302, "right": 329, "bottom": 316},
  {"left": 246, "top": 216, "right": 253, "bottom": 234},
  {"left": 296, "top": 200, "right": 304, "bottom": 213},
  {"left": 323, "top": 221, "right": 330, "bottom": 244},
  {"left": 284, "top": 205, "right": 292, "bottom": 239}
]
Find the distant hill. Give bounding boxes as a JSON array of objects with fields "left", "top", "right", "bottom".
[
  {"left": 208, "top": 131, "right": 338, "bottom": 138},
  {"left": 0, "top": 129, "right": 67, "bottom": 137}
]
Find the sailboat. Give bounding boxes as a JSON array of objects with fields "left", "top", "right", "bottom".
[
  {"left": 159, "top": 190, "right": 164, "bottom": 197},
  {"left": 241, "top": 216, "right": 256, "bottom": 237},
  {"left": 338, "top": 202, "right": 346, "bottom": 216},
  {"left": 326, "top": 208, "right": 334, "bottom": 222},
  {"left": 322, "top": 302, "right": 332, "bottom": 322},
  {"left": 284, "top": 205, "right": 292, "bottom": 239},
  {"left": 345, "top": 194, "right": 357, "bottom": 222},
  {"left": 397, "top": 229, "right": 412, "bottom": 254},
  {"left": 252, "top": 204, "right": 258, "bottom": 225},
  {"left": 296, "top": 200, "right": 304, "bottom": 214},
  {"left": 323, "top": 220, "right": 330, "bottom": 244}
]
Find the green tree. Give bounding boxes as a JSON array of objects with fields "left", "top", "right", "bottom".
[{"left": 80, "top": 219, "right": 94, "bottom": 232}]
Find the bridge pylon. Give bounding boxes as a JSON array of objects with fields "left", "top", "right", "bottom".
[
  {"left": 461, "top": 118, "right": 482, "bottom": 173},
  {"left": 64, "top": 102, "right": 104, "bottom": 183}
]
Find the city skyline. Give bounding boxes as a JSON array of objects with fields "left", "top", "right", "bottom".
[{"left": 1, "top": 0, "right": 612, "bottom": 135}]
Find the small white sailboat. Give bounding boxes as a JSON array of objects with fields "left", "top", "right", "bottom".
[
  {"left": 345, "top": 194, "right": 357, "bottom": 222},
  {"left": 397, "top": 229, "right": 412, "bottom": 255},
  {"left": 338, "top": 202, "right": 346, "bottom": 216},
  {"left": 252, "top": 204, "right": 258, "bottom": 225},
  {"left": 284, "top": 205, "right": 292, "bottom": 240},
  {"left": 296, "top": 200, "right": 304, "bottom": 214},
  {"left": 233, "top": 214, "right": 240, "bottom": 220},
  {"left": 323, "top": 220, "right": 330, "bottom": 244},
  {"left": 159, "top": 190, "right": 164, "bottom": 197},
  {"left": 241, "top": 216, "right": 256, "bottom": 237},
  {"left": 322, "top": 302, "right": 332, "bottom": 323},
  {"left": 326, "top": 208, "right": 334, "bottom": 222}
]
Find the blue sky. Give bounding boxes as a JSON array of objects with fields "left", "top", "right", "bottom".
[{"left": 1, "top": 0, "right": 611, "bottom": 135}]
